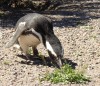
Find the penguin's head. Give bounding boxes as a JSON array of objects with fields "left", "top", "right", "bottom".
[{"left": 45, "top": 34, "right": 64, "bottom": 68}]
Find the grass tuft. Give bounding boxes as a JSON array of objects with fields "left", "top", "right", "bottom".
[
  {"left": 80, "top": 26, "right": 93, "bottom": 29},
  {"left": 3, "top": 60, "right": 11, "bottom": 65},
  {"left": 41, "top": 64, "right": 90, "bottom": 84}
]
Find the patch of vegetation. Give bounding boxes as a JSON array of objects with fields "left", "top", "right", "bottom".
[
  {"left": 3, "top": 60, "right": 11, "bottom": 65},
  {"left": 41, "top": 64, "right": 90, "bottom": 84},
  {"left": 28, "top": 48, "right": 46, "bottom": 64},
  {"left": 80, "top": 26, "right": 94, "bottom": 29},
  {"left": 28, "top": 47, "right": 33, "bottom": 55}
]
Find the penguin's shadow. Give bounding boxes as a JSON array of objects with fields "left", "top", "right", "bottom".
[{"left": 17, "top": 54, "right": 77, "bottom": 69}]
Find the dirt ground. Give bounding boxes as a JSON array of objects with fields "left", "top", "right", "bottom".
[{"left": 0, "top": 1, "right": 100, "bottom": 86}]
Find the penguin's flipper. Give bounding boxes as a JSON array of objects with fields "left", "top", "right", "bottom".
[{"left": 5, "top": 22, "right": 26, "bottom": 48}]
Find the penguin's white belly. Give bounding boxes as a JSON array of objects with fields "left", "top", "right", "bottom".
[{"left": 18, "top": 34, "right": 41, "bottom": 47}]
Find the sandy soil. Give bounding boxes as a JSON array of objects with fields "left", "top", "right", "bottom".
[
  {"left": 0, "top": 18, "right": 100, "bottom": 86},
  {"left": 0, "top": 1, "right": 100, "bottom": 86}
]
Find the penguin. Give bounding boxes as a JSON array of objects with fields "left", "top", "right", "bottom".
[{"left": 5, "top": 13, "right": 64, "bottom": 68}]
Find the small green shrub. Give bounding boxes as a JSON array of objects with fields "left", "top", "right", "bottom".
[{"left": 41, "top": 64, "right": 90, "bottom": 84}]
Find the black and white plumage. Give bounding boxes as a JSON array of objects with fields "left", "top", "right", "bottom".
[{"left": 6, "top": 13, "right": 64, "bottom": 68}]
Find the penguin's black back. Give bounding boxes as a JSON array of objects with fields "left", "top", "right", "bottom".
[{"left": 15, "top": 13, "right": 53, "bottom": 36}]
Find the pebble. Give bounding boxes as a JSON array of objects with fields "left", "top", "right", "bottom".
[{"left": 0, "top": 32, "right": 2, "bottom": 39}]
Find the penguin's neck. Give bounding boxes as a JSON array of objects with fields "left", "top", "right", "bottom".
[{"left": 44, "top": 34, "right": 60, "bottom": 57}]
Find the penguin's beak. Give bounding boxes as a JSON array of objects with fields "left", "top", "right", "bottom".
[
  {"left": 56, "top": 57, "right": 63, "bottom": 68},
  {"left": 48, "top": 51, "right": 63, "bottom": 68}
]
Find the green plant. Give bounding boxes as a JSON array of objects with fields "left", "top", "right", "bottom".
[
  {"left": 28, "top": 48, "right": 46, "bottom": 64},
  {"left": 28, "top": 47, "right": 33, "bottom": 55},
  {"left": 38, "top": 52, "right": 47, "bottom": 65},
  {"left": 41, "top": 64, "right": 90, "bottom": 84},
  {"left": 3, "top": 60, "right": 10, "bottom": 65},
  {"left": 80, "top": 26, "right": 93, "bottom": 29}
]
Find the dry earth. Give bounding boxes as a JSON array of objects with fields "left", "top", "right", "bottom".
[
  {"left": 0, "top": 2, "right": 100, "bottom": 86},
  {"left": 0, "top": 18, "right": 100, "bottom": 86}
]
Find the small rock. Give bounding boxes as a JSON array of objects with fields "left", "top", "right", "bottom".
[{"left": 0, "top": 32, "right": 2, "bottom": 39}]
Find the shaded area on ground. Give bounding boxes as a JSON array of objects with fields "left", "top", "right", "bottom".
[
  {"left": 0, "top": 1, "right": 100, "bottom": 28},
  {"left": 17, "top": 54, "right": 77, "bottom": 69}
]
